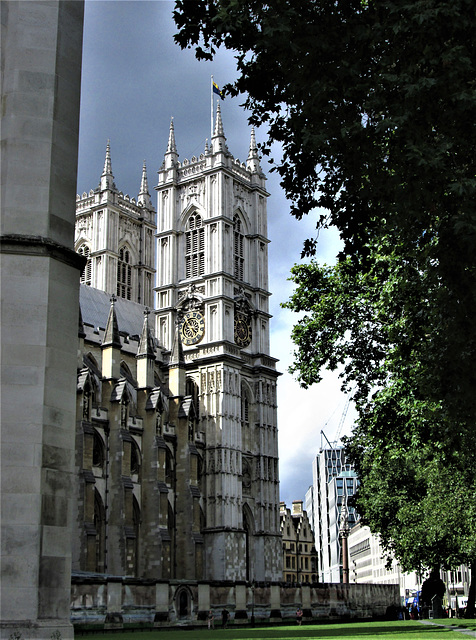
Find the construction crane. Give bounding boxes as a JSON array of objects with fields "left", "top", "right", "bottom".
[{"left": 334, "top": 394, "right": 352, "bottom": 445}]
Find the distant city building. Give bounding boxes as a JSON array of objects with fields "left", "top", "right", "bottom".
[
  {"left": 280, "top": 501, "right": 318, "bottom": 584},
  {"left": 306, "top": 440, "right": 359, "bottom": 582},
  {"left": 348, "top": 522, "right": 402, "bottom": 587},
  {"left": 349, "top": 523, "right": 472, "bottom": 613}
]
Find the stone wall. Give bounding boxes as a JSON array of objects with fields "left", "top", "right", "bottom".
[
  {"left": 70, "top": 577, "right": 400, "bottom": 629},
  {"left": 1, "top": 2, "right": 84, "bottom": 638}
]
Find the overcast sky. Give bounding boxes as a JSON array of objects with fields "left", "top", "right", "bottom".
[{"left": 77, "top": 0, "right": 356, "bottom": 507}]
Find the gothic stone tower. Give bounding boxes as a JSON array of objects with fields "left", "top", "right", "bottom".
[
  {"left": 155, "top": 106, "right": 282, "bottom": 582},
  {"left": 75, "top": 142, "right": 156, "bottom": 308}
]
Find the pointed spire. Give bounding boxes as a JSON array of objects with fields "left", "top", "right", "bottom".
[
  {"left": 247, "top": 127, "right": 261, "bottom": 173},
  {"left": 138, "top": 308, "right": 155, "bottom": 358},
  {"left": 100, "top": 140, "right": 117, "bottom": 191},
  {"left": 212, "top": 102, "right": 229, "bottom": 154},
  {"left": 137, "top": 307, "right": 156, "bottom": 388},
  {"left": 167, "top": 117, "right": 177, "bottom": 154},
  {"left": 137, "top": 161, "right": 152, "bottom": 208},
  {"left": 169, "top": 321, "right": 186, "bottom": 397},
  {"left": 102, "top": 294, "right": 121, "bottom": 349},
  {"left": 170, "top": 321, "right": 185, "bottom": 367},
  {"left": 164, "top": 117, "right": 179, "bottom": 171},
  {"left": 213, "top": 101, "right": 225, "bottom": 137}
]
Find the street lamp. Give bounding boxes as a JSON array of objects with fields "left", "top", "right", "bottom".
[{"left": 339, "top": 502, "right": 350, "bottom": 584}]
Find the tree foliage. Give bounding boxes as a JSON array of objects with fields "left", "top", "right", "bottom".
[{"left": 174, "top": 0, "right": 476, "bottom": 606}]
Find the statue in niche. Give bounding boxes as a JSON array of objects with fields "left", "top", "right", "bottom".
[
  {"left": 120, "top": 400, "right": 128, "bottom": 428},
  {"left": 156, "top": 411, "right": 162, "bottom": 436},
  {"left": 82, "top": 389, "right": 90, "bottom": 421}
]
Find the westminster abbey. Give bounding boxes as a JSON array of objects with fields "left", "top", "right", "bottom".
[{"left": 71, "top": 107, "right": 282, "bottom": 623}]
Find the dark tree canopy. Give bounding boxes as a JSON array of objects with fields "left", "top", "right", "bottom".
[{"left": 174, "top": 0, "right": 476, "bottom": 609}]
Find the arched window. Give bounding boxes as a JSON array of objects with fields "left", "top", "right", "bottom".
[
  {"left": 185, "top": 213, "right": 204, "bottom": 278},
  {"left": 241, "top": 384, "right": 251, "bottom": 452},
  {"left": 120, "top": 361, "right": 134, "bottom": 383},
  {"left": 132, "top": 496, "right": 140, "bottom": 576},
  {"left": 131, "top": 440, "right": 141, "bottom": 481},
  {"left": 233, "top": 214, "right": 244, "bottom": 281},
  {"left": 186, "top": 377, "right": 200, "bottom": 420},
  {"left": 243, "top": 504, "right": 255, "bottom": 581},
  {"left": 117, "top": 246, "right": 132, "bottom": 300},
  {"left": 94, "top": 489, "right": 106, "bottom": 573},
  {"left": 165, "top": 448, "right": 174, "bottom": 486},
  {"left": 177, "top": 588, "right": 190, "bottom": 618},
  {"left": 78, "top": 244, "right": 92, "bottom": 285},
  {"left": 92, "top": 431, "right": 105, "bottom": 474}
]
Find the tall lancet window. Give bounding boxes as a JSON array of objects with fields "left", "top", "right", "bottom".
[
  {"left": 78, "top": 244, "right": 92, "bottom": 286},
  {"left": 241, "top": 386, "right": 251, "bottom": 452},
  {"left": 117, "top": 246, "right": 132, "bottom": 300},
  {"left": 233, "top": 215, "right": 244, "bottom": 281},
  {"left": 185, "top": 213, "right": 205, "bottom": 278}
]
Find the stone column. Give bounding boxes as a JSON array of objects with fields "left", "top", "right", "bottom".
[{"left": 0, "top": 2, "right": 84, "bottom": 638}]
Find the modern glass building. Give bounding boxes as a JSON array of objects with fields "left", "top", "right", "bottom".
[{"left": 306, "top": 440, "right": 359, "bottom": 583}]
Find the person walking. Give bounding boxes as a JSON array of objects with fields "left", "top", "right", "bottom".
[
  {"left": 222, "top": 607, "right": 229, "bottom": 628},
  {"left": 207, "top": 610, "right": 215, "bottom": 629},
  {"left": 296, "top": 607, "right": 303, "bottom": 625}
]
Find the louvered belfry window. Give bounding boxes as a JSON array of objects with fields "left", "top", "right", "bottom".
[
  {"left": 117, "top": 246, "right": 132, "bottom": 300},
  {"left": 234, "top": 215, "right": 244, "bottom": 281},
  {"left": 78, "top": 244, "right": 92, "bottom": 286},
  {"left": 185, "top": 213, "right": 205, "bottom": 278}
]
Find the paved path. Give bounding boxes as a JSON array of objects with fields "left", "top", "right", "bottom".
[{"left": 420, "top": 619, "right": 476, "bottom": 637}]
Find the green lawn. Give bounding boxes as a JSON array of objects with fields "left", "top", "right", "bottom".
[{"left": 74, "top": 620, "right": 475, "bottom": 639}]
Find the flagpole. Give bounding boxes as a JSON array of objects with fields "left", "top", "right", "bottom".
[{"left": 211, "top": 75, "right": 214, "bottom": 140}]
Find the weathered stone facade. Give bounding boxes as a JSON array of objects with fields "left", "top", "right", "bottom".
[
  {"left": 1, "top": 2, "right": 84, "bottom": 638},
  {"left": 70, "top": 578, "right": 400, "bottom": 628},
  {"left": 71, "top": 110, "right": 282, "bottom": 625}
]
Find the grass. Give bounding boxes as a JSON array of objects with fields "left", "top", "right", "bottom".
[
  {"left": 432, "top": 618, "right": 476, "bottom": 632},
  {"left": 74, "top": 619, "right": 475, "bottom": 639}
]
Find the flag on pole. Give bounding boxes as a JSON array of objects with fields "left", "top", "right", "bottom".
[{"left": 212, "top": 81, "right": 224, "bottom": 100}]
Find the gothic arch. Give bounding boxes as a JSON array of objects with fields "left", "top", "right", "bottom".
[
  {"left": 233, "top": 206, "right": 251, "bottom": 234},
  {"left": 77, "top": 243, "right": 92, "bottom": 285},
  {"left": 182, "top": 211, "right": 205, "bottom": 279},
  {"left": 120, "top": 361, "right": 134, "bottom": 383},
  {"left": 186, "top": 376, "right": 200, "bottom": 419},
  {"left": 92, "top": 429, "right": 105, "bottom": 474},
  {"left": 175, "top": 585, "right": 193, "bottom": 619},
  {"left": 179, "top": 202, "right": 206, "bottom": 230},
  {"left": 130, "top": 439, "right": 141, "bottom": 482},
  {"left": 167, "top": 501, "right": 175, "bottom": 577},
  {"left": 117, "top": 243, "right": 134, "bottom": 300},
  {"left": 85, "top": 351, "right": 98, "bottom": 368},
  {"left": 94, "top": 488, "right": 106, "bottom": 573},
  {"left": 241, "top": 380, "right": 255, "bottom": 453},
  {"left": 132, "top": 495, "right": 141, "bottom": 576},
  {"left": 243, "top": 503, "right": 255, "bottom": 581}
]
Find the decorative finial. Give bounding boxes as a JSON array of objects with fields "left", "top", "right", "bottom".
[
  {"left": 247, "top": 127, "right": 261, "bottom": 173},
  {"left": 167, "top": 117, "right": 177, "bottom": 154},
  {"left": 138, "top": 160, "right": 152, "bottom": 208},
  {"left": 100, "top": 140, "right": 117, "bottom": 191},
  {"left": 214, "top": 101, "right": 225, "bottom": 137}
]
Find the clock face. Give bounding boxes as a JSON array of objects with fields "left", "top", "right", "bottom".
[
  {"left": 180, "top": 310, "right": 205, "bottom": 346},
  {"left": 234, "top": 312, "right": 252, "bottom": 347}
]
